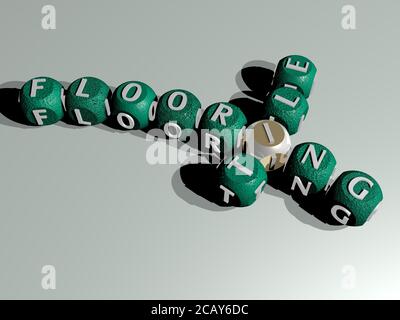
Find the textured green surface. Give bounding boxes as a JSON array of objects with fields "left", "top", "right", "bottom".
[
  {"left": 327, "top": 170, "right": 383, "bottom": 226},
  {"left": 198, "top": 102, "right": 247, "bottom": 153},
  {"left": 264, "top": 86, "right": 308, "bottom": 135},
  {"left": 218, "top": 153, "right": 267, "bottom": 207},
  {"left": 20, "top": 77, "right": 64, "bottom": 126},
  {"left": 154, "top": 89, "right": 201, "bottom": 133},
  {"left": 273, "top": 55, "right": 317, "bottom": 98},
  {"left": 65, "top": 77, "right": 111, "bottom": 125},
  {"left": 284, "top": 142, "right": 336, "bottom": 195},
  {"left": 111, "top": 81, "right": 157, "bottom": 130}
]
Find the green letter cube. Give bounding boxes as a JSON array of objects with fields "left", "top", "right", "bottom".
[
  {"left": 263, "top": 86, "right": 308, "bottom": 135},
  {"left": 326, "top": 171, "right": 383, "bottom": 226},
  {"left": 111, "top": 81, "right": 157, "bottom": 130},
  {"left": 154, "top": 89, "right": 201, "bottom": 139},
  {"left": 65, "top": 77, "right": 111, "bottom": 125},
  {"left": 20, "top": 77, "right": 64, "bottom": 126},
  {"left": 198, "top": 102, "right": 247, "bottom": 158},
  {"left": 217, "top": 153, "right": 267, "bottom": 207},
  {"left": 284, "top": 142, "right": 336, "bottom": 201},
  {"left": 273, "top": 55, "right": 317, "bottom": 98}
]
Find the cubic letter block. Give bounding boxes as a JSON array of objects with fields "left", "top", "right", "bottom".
[
  {"left": 263, "top": 86, "right": 308, "bottom": 135},
  {"left": 111, "top": 81, "right": 157, "bottom": 130},
  {"left": 20, "top": 77, "right": 64, "bottom": 126},
  {"left": 154, "top": 89, "right": 201, "bottom": 139},
  {"left": 273, "top": 55, "right": 317, "bottom": 98},
  {"left": 217, "top": 153, "right": 267, "bottom": 207},
  {"left": 326, "top": 170, "right": 383, "bottom": 226},
  {"left": 283, "top": 142, "right": 336, "bottom": 202},
  {"left": 198, "top": 102, "right": 247, "bottom": 159},
  {"left": 245, "top": 119, "right": 291, "bottom": 171},
  {"left": 65, "top": 77, "right": 111, "bottom": 125}
]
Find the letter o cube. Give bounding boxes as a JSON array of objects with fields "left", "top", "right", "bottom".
[{"left": 111, "top": 81, "right": 157, "bottom": 130}]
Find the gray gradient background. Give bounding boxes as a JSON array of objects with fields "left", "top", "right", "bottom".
[{"left": 0, "top": 0, "right": 398, "bottom": 299}]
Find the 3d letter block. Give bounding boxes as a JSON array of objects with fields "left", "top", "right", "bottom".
[
  {"left": 20, "top": 77, "right": 64, "bottom": 126},
  {"left": 283, "top": 142, "right": 336, "bottom": 202},
  {"left": 326, "top": 170, "right": 383, "bottom": 226},
  {"left": 273, "top": 55, "right": 317, "bottom": 98},
  {"left": 263, "top": 86, "right": 309, "bottom": 135},
  {"left": 65, "top": 77, "right": 112, "bottom": 126},
  {"left": 154, "top": 89, "right": 202, "bottom": 139},
  {"left": 198, "top": 102, "right": 247, "bottom": 159},
  {"left": 217, "top": 153, "right": 267, "bottom": 207},
  {"left": 111, "top": 81, "right": 157, "bottom": 130},
  {"left": 245, "top": 119, "right": 291, "bottom": 171}
]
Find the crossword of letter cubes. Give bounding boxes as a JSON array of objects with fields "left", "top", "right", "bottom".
[{"left": 1, "top": 53, "right": 384, "bottom": 227}]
